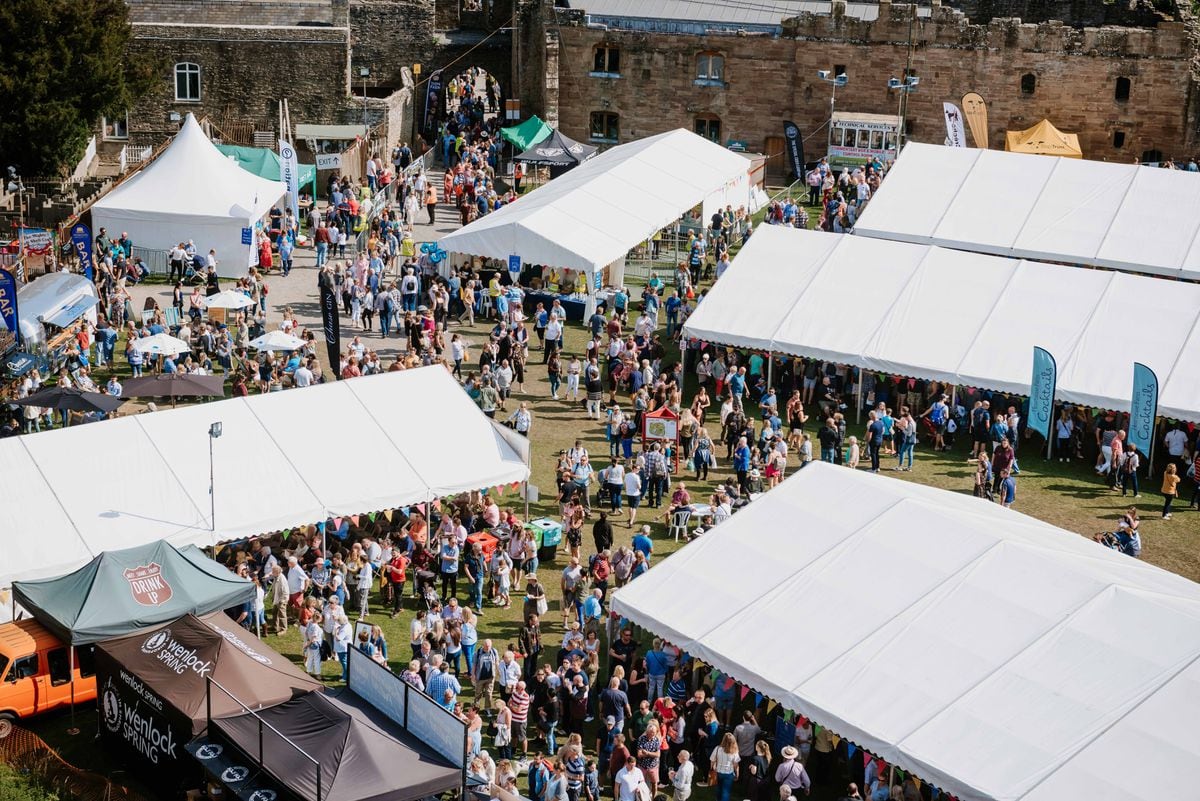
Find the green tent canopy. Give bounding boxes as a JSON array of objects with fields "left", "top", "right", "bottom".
[
  {"left": 12, "top": 540, "right": 254, "bottom": 645},
  {"left": 500, "top": 116, "right": 553, "bottom": 151},
  {"left": 216, "top": 144, "right": 318, "bottom": 198}
]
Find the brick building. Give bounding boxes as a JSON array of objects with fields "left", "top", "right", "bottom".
[{"left": 514, "top": 0, "right": 1200, "bottom": 182}]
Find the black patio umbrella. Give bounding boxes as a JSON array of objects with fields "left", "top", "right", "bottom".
[
  {"left": 12, "top": 386, "right": 126, "bottom": 414},
  {"left": 122, "top": 373, "right": 226, "bottom": 401}
]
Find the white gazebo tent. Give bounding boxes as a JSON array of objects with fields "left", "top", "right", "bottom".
[
  {"left": 0, "top": 367, "right": 529, "bottom": 611},
  {"left": 437, "top": 129, "right": 750, "bottom": 313},
  {"left": 682, "top": 225, "right": 1200, "bottom": 423},
  {"left": 613, "top": 463, "right": 1200, "bottom": 801},
  {"left": 91, "top": 113, "right": 284, "bottom": 277},
  {"left": 853, "top": 142, "right": 1200, "bottom": 280}
]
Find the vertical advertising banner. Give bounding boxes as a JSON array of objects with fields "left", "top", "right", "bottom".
[
  {"left": 943, "top": 103, "right": 967, "bottom": 148},
  {"left": 783, "top": 120, "right": 806, "bottom": 181},
  {"left": 1128, "top": 362, "right": 1159, "bottom": 460},
  {"left": 0, "top": 268, "right": 19, "bottom": 336},
  {"left": 423, "top": 70, "right": 444, "bottom": 135},
  {"left": 70, "top": 223, "right": 94, "bottom": 281},
  {"left": 961, "top": 92, "right": 989, "bottom": 149},
  {"left": 278, "top": 140, "right": 300, "bottom": 215},
  {"left": 1028, "top": 346, "right": 1057, "bottom": 441},
  {"left": 319, "top": 280, "right": 341, "bottom": 378}
]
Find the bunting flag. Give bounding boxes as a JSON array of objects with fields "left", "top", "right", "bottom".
[
  {"left": 368, "top": 512, "right": 376, "bottom": 523},
  {"left": 754, "top": 692, "right": 763, "bottom": 707},
  {"left": 709, "top": 668, "right": 720, "bottom": 682},
  {"left": 846, "top": 743, "right": 857, "bottom": 762},
  {"left": 739, "top": 685, "right": 751, "bottom": 700},
  {"left": 721, "top": 677, "right": 736, "bottom": 692},
  {"left": 383, "top": 509, "right": 394, "bottom": 522},
  {"left": 332, "top": 516, "right": 343, "bottom": 530},
  {"left": 831, "top": 735, "right": 841, "bottom": 748},
  {"left": 350, "top": 514, "right": 360, "bottom": 527},
  {"left": 509, "top": 481, "right": 522, "bottom": 491},
  {"left": 768, "top": 701, "right": 780, "bottom": 715}
]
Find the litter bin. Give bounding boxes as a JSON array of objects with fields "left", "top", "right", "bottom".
[{"left": 527, "top": 518, "right": 563, "bottom": 563}]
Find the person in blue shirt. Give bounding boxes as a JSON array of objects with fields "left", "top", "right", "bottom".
[
  {"left": 865, "top": 411, "right": 885, "bottom": 473},
  {"left": 613, "top": 288, "right": 628, "bottom": 316},
  {"left": 278, "top": 235, "right": 294, "bottom": 277},
  {"left": 727, "top": 367, "right": 746, "bottom": 401},
  {"left": 732, "top": 436, "right": 751, "bottom": 493},
  {"left": 163, "top": 355, "right": 178, "bottom": 374},
  {"left": 664, "top": 291, "right": 683, "bottom": 338},
  {"left": 632, "top": 525, "right": 653, "bottom": 560}
]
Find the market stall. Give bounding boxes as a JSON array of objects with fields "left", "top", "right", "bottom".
[{"left": 95, "top": 612, "right": 321, "bottom": 778}]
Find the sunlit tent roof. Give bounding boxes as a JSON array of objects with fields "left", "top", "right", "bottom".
[
  {"left": 91, "top": 114, "right": 283, "bottom": 276},
  {"left": 854, "top": 142, "right": 1200, "bottom": 279},
  {"left": 613, "top": 462, "right": 1200, "bottom": 801},
  {"left": 1005, "top": 118, "right": 1082, "bottom": 158},
  {"left": 500, "top": 115, "right": 553, "bottom": 150},
  {"left": 682, "top": 225, "right": 1200, "bottom": 421},
  {"left": 13, "top": 541, "right": 253, "bottom": 644},
  {"left": 438, "top": 129, "right": 749, "bottom": 274},
  {"left": 215, "top": 143, "right": 318, "bottom": 197},
  {"left": 0, "top": 368, "right": 529, "bottom": 597},
  {"left": 514, "top": 128, "right": 597, "bottom": 167}
]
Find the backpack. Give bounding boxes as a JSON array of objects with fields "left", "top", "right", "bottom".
[
  {"left": 529, "top": 759, "right": 551, "bottom": 800},
  {"left": 930, "top": 403, "right": 946, "bottom": 425}
]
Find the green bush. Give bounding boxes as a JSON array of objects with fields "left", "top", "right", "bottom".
[{"left": 0, "top": 764, "right": 59, "bottom": 801}]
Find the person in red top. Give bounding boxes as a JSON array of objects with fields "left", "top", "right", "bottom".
[
  {"left": 258, "top": 234, "right": 273, "bottom": 273},
  {"left": 388, "top": 551, "right": 409, "bottom": 617}
]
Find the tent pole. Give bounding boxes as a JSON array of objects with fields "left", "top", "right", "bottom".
[
  {"left": 1045, "top": 403, "right": 1054, "bottom": 461},
  {"left": 69, "top": 647, "right": 75, "bottom": 731},
  {"left": 855, "top": 368, "right": 863, "bottom": 424},
  {"left": 1147, "top": 416, "right": 1160, "bottom": 479},
  {"left": 766, "top": 352, "right": 773, "bottom": 392}
]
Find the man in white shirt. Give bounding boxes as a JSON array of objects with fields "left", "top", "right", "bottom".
[
  {"left": 614, "top": 756, "right": 645, "bottom": 801},
  {"left": 293, "top": 359, "right": 314, "bottom": 388},
  {"left": 286, "top": 556, "right": 309, "bottom": 611},
  {"left": 1164, "top": 425, "right": 1189, "bottom": 471},
  {"left": 623, "top": 468, "right": 643, "bottom": 528},
  {"left": 670, "top": 750, "right": 694, "bottom": 801}
]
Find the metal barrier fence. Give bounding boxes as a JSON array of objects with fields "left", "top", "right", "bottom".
[
  {"left": 131, "top": 245, "right": 170, "bottom": 276},
  {"left": 352, "top": 147, "right": 436, "bottom": 255}
]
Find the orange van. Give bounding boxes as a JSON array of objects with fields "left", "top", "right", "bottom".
[{"left": 0, "top": 619, "right": 97, "bottom": 732}]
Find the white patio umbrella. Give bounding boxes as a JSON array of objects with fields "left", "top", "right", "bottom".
[
  {"left": 130, "top": 333, "right": 192, "bottom": 356},
  {"left": 202, "top": 289, "right": 256, "bottom": 310},
  {"left": 248, "top": 330, "right": 305, "bottom": 352}
]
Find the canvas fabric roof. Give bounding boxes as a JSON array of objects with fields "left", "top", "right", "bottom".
[
  {"left": 0, "top": 368, "right": 529, "bottom": 605},
  {"left": 438, "top": 129, "right": 749, "bottom": 274},
  {"left": 853, "top": 142, "right": 1200, "bottom": 279},
  {"left": 91, "top": 114, "right": 284, "bottom": 276},
  {"left": 613, "top": 462, "right": 1200, "bottom": 801},
  {"left": 96, "top": 612, "right": 321, "bottom": 733},
  {"left": 215, "top": 690, "right": 461, "bottom": 801},
  {"left": 12, "top": 541, "right": 253, "bottom": 645},
  {"left": 500, "top": 116, "right": 553, "bottom": 150},
  {"left": 1005, "top": 118, "right": 1082, "bottom": 158},
  {"left": 682, "top": 225, "right": 1200, "bottom": 422},
  {"left": 215, "top": 144, "right": 318, "bottom": 196},
  {"left": 514, "top": 128, "right": 597, "bottom": 167}
]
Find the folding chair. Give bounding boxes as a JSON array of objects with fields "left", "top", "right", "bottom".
[{"left": 669, "top": 508, "right": 692, "bottom": 542}]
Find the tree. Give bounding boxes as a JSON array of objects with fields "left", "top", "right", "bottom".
[{"left": 0, "top": 0, "right": 157, "bottom": 177}]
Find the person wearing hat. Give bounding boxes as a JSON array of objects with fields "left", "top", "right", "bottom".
[{"left": 774, "top": 745, "right": 811, "bottom": 795}]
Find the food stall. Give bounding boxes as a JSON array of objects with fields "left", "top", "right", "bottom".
[{"left": 1, "top": 271, "right": 99, "bottom": 389}]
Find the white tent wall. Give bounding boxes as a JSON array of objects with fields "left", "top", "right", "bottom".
[
  {"left": 853, "top": 142, "right": 1200, "bottom": 280},
  {"left": 0, "top": 367, "right": 529, "bottom": 601},
  {"left": 612, "top": 463, "right": 1200, "bottom": 801},
  {"left": 91, "top": 113, "right": 283, "bottom": 278},
  {"left": 682, "top": 225, "right": 1200, "bottom": 422}
]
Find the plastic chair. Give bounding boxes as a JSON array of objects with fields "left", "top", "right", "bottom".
[{"left": 669, "top": 508, "right": 692, "bottom": 542}]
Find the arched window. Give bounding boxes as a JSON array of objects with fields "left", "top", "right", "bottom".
[
  {"left": 695, "top": 51, "right": 725, "bottom": 84},
  {"left": 589, "top": 111, "right": 619, "bottom": 144},
  {"left": 1020, "top": 73, "right": 1036, "bottom": 95},
  {"left": 694, "top": 115, "right": 721, "bottom": 143},
  {"left": 1115, "top": 76, "right": 1131, "bottom": 102},
  {"left": 592, "top": 45, "right": 620, "bottom": 75},
  {"left": 174, "top": 62, "right": 201, "bottom": 101}
]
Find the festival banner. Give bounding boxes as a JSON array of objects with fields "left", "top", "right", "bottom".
[
  {"left": 1128, "top": 362, "right": 1159, "bottom": 462},
  {"left": 0, "top": 267, "right": 18, "bottom": 338},
  {"left": 423, "top": 70, "right": 444, "bottom": 135},
  {"left": 70, "top": 223, "right": 94, "bottom": 281},
  {"left": 1028, "top": 346, "right": 1057, "bottom": 441},
  {"left": 319, "top": 279, "right": 341, "bottom": 379},
  {"left": 942, "top": 103, "right": 967, "bottom": 148},
  {"left": 18, "top": 226, "right": 53, "bottom": 255},
  {"left": 278, "top": 139, "right": 300, "bottom": 216},
  {"left": 961, "top": 92, "right": 989, "bottom": 149},
  {"left": 783, "top": 120, "right": 806, "bottom": 181}
]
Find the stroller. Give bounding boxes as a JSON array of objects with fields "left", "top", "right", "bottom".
[{"left": 415, "top": 570, "right": 440, "bottom": 611}]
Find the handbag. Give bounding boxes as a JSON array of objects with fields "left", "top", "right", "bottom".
[{"left": 536, "top": 596, "right": 549, "bottom": 617}]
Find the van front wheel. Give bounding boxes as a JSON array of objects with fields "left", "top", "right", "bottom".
[{"left": 0, "top": 713, "right": 15, "bottom": 739}]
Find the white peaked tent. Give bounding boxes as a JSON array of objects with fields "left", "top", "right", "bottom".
[
  {"left": 854, "top": 142, "right": 1200, "bottom": 280},
  {"left": 613, "top": 463, "right": 1200, "bottom": 801},
  {"left": 438, "top": 129, "right": 750, "bottom": 277},
  {"left": 683, "top": 225, "right": 1200, "bottom": 422},
  {"left": 92, "top": 114, "right": 284, "bottom": 277},
  {"left": 0, "top": 367, "right": 529, "bottom": 598}
]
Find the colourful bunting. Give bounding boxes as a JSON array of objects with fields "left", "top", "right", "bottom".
[
  {"left": 846, "top": 743, "right": 857, "bottom": 762},
  {"left": 754, "top": 693, "right": 763, "bottom": 707},
  {"left": 831, "top": 735, "right": 840, "bottom": 748},
  {"left": 350, "top": 515, "right": 360, "bottom": 527},
  {"left": 368, "top": 512, "right": 376, "bottom": 522},
  {"left": 768, "top": 700, "right": 780, "bottom": 715},
  {"left": 739, "top": 685, "right": 750, "bottom": 700},
  {"left": 709, "top": 669, "right": 720, "bottom": 682},
  {"left": 383, "top": 509, "right": 393, "bottom": 522},
  {"left": 332, "top": 516, "right": 342, "bottom": 530}
]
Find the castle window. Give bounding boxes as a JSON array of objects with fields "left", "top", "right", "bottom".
[
  {"left": 1141, "top": 148, "right": 1164, "bottom": 164},
  {"left": 696, "top": 51, "right": 725, "bottom": 85},
  {"left": 1113, "top": 131, "right": 1125, "bottom": 149},
  {"left": 174, "top": 62, "right": 201, "bottom": 102},
  {"left": 694, "top": 115, "right": 721, "bottom": 143},
  {"left": 1115, "top": 76, "right": 1131, "bottom": 102},
  {"left": 589, "top": 111, "right": 619, "bottom": 144},
  {"left": 1020, "top": 73, "right": 1036, "bottom": 95},
  {"left": 592, "top": 45, "right": 620, "bottom": 76}
]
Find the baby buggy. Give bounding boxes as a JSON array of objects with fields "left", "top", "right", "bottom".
[{"left": 415, "top": 570, "right": 440, "bottom": 610}]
